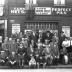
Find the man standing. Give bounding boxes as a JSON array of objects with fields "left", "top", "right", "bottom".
[
  {"left": 46, "top": 31, "right": 54, "bottom": 43},
  {"left": 59, "top": 31, "right": 67, "bottom": 50}
]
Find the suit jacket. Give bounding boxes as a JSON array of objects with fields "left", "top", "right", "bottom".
[{"left": 8, "top": 41, "right": 18, "bottom": 53}]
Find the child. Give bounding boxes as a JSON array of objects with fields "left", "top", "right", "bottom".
[
  {"left": 43, "top": 39, "right": 53, "bottom": 66},
  {"left": 29, "top": 54, "right": 36, "bottom": 69}
]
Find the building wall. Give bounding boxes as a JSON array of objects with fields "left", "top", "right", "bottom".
[
  {"left": 8, "top": 0, "right": 72, "bottom": 7},
  {"left": 7, "top": 0, "right": 72, "bottom": 37}
]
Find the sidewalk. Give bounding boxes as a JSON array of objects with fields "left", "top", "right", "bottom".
[
  {"left": 46, "top": 65, "right": 72, "bottom": 69},
  {"left": 0, "top": 65, "right": 72, "bottom": 69}
]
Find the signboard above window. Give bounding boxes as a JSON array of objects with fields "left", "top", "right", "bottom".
[
  {"left": 54, "top": 0, "right": 65, "bottom": 6},
  {"left": 35, "top": 7, "right": 52, "bottom": 15},
  {"left": 9, "top": 7, "right": 72, "bottom": 16},
  {"left": 35, "top": 7, "right": 72, "bottom": 15},
  {"left": 10, "top": 7, "right": 26, "bottom": 15}
]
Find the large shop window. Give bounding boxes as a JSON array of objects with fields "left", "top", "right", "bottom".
[
  {"left": 24, "top": 22, "right": 58, "bottom": 36},
  {"left": 54, "top": 0, "right": 65, "bottom": 6}
]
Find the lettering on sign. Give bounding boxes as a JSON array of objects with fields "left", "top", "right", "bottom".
[
  {"left": 52, "top": 8, "right": 71, "bottom": 14},
  {"left": 35, "top": 7, "right": 51, "bottom": 15},
  {"left": 10, "top": 7, "right": 26, "bottom": 14},
  {"left": 35, "top": 7, "right": 72, "bottom": 15}
]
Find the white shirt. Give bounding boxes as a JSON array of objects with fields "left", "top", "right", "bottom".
[{"left": 62, "top": 40, "right": 70, "bottom": 47}]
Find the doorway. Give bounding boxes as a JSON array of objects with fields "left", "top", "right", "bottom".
[{"left": 0, "top": 24, "right": 4, "bottom": 42}]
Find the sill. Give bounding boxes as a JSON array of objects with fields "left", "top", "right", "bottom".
[{"left": 54, "top": 4, "right": 65, "bottom": 6}]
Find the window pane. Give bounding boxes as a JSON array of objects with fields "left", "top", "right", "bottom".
[
  {"left": 54, "top": 0, "right": 58, "bottom": 5},
  {"left": 33, "top": 0, "right": 37, "bottom": 4},
  {"left": 25, "top": 0, "right": 29, "bottom": 4},
  {"left": 61, "top": 0, "right": 65, "bottom": 5},
  {"left": 0, "top": 0, "right": 5, "bottom": 6},
  {"left": 54, "top": 0, "right": 65, "bottom": 5}
]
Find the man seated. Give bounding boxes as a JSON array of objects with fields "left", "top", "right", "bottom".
[
  {"left": 0, "top": 51, "right": 7, "bottom": 65},
  {"left": 7, "top": 52, "right": 18, "bottom": 68}
]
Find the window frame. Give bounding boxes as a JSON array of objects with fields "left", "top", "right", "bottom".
[
  {"left": 54, "top": 0, "right": 65, "bottom": 6},
  {"left": 0, "top": 0, "right": 5, "bottom": 6},
  {"left": 25, "top": 0, "right": 37, "bottom": 5}
]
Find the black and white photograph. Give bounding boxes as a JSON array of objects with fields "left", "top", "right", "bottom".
[{"left": 0, "top": 0, "right": 72, "bottom": 72}]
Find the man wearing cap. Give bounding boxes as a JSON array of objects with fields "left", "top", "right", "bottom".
[
  {"left": 59, "top": 31, "right": 67, "bottom": 50},
  {"left": 46, "top": 31, "right": 54, "bottom": 43}
]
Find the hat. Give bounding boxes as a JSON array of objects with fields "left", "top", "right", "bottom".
[
  {"left": 47, "top": 31, "right": 50, "bottom": 33},
  {"left": 61, "top": 31, "right": 64, "bottom": 33}
]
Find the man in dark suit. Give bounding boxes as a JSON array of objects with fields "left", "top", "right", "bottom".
[{"left": 59, "top": 31, "right": 67, "bottom": 50}]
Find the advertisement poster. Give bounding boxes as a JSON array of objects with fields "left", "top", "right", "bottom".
[
  {"left": 0, "top": 36, "right": 2, "bottom": 43},
  {"left": 62, "top": 26, "right": 70, "bottom": 37},
  {"left": 12, "top": 24, "right": 20, "bottom": 34}
]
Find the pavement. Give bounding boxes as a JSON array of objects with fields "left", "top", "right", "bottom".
[
  {"left": 0, "top": 65, "right": 72, "bottom": 69},
  {"left": 0, "top": 69, "right": 72, "bottom": 72}
]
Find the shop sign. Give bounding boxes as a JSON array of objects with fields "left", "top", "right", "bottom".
[
  {"left": 35, "top": 7, "right": 72, "bottom": 15},
  {"left": 52, "top": 7, "right": 71, "bottom": 15},
  {"left": 35, "top": 7, "right": 51, "bottom": 15},
  {"left": 62, "top": 26, "right": 70, "bottom": 37},
  {"left": 12, "top": 24, "right": 20, "bottom": 34},
  {"left": 10, "top": 7, "right": 26, "bottom": 15}
]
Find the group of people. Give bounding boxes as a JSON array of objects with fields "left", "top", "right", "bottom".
[{"left": 0, "top": 30, "right": 70, "bottom": 68}]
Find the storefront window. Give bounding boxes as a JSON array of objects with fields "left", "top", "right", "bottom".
[
  {"left": 0, "top": 0, "right": 5, "bottom": 16},
  {"left": 0, "top": 7, "right": 3, "bottom": 16},
  {"left": 25, "top": 0, "right": 37, "bottom": 4},
  {"left": 25, "top": 0, "right": 29, "bottom": 4},
  {"left": 24, "top": 22, "right": 58, "bottom": 32},
  {"left": 54, "top": 0, "right": 65, "bottom": 6},
  {"left": 0, "top": 0, "right": 5, "bottom": 6}
]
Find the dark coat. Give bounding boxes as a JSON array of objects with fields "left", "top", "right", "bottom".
[
  {"left": 8, "top": 41, "right": 18, "bottom": 53},
  {"left": 34, "top": 32, "right": 39, "bottom": 43}
]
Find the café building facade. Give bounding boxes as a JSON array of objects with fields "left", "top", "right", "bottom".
[{"left": 7, "top": 0, "right": 72, "bottom": 39}]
